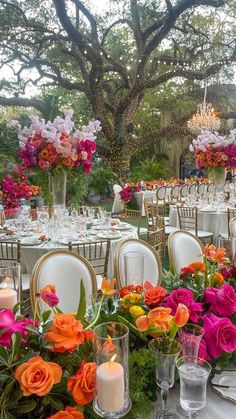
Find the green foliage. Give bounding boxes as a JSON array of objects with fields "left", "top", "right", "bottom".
[
  {"left": 0, "top": 122, "right": 19, "bottom": 169},
  {"left": 88, "top": 167, "right": 117, "bottom": 197},
  {"left": 131, "top": 158, "right": 166, "bottom": 182}
]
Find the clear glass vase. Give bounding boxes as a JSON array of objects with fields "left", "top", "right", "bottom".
[
  {"left": 207, "top": 166, "right": 225, "bottom": 193},
  {"left": 50, "top": 171, "right": 67, "bottom": 208},
  {"left": 93, "top": 322, "right": 132, "bottom": 418}
]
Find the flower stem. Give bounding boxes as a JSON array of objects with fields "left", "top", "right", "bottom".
[{"left": 85, "top": 295, "right": 105, "bottom": 330}]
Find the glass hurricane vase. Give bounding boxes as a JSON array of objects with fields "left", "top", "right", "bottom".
[
  {"left": 207, "top": 166, "right": 225, "bottom": 194},
  {"left": 50, "top": 170, "right": 67, "bottom": 208}
]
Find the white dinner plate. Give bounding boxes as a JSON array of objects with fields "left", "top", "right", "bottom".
[
  {"left": 211, "top": 370, "right": 236, "bottom": 403},
  {"left": 97, "top": 232, "right": 122, "bottom": 239}
]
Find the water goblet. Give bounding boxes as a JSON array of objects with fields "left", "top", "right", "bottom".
[
  {"left": 149, "top": 337, "right": 181, "bottom": 418},
  {"left": 176, "top": 356, "right": 211, "bottom": 419},
  {"left": 178, "top": 324, "right": 205, "bottom": 358}
]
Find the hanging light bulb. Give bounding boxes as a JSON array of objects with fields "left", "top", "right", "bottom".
[{"left": 187, "top": 82, "right": 221, "bottom": 134}]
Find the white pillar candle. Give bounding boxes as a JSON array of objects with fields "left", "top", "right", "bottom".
[
  {"left": 0, "top": 288, "right": 17, "bottom": 310},
  {"left": 96, "top": 360, "right": 125, "bottom": 412}
]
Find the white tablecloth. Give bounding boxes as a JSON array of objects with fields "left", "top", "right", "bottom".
[
  {"left": 134, "top": 191, "right": 157, "bottom": 215},
  {"left": 149, "top": 384, "right": 236, "bottom": 418},
  {"left": 169, "top": 206, "right": 228, "bottom": 243},
  {"left": 21, "top": 226, "right": 138, "bottom": 279}
]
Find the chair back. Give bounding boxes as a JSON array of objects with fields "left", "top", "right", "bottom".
[
  {"left": 147, "top": 228, "right": 165, "bottom": 259},
  {"left": 114, "top": 238, "right": 162, "bottom": 288},
  {"left": 170, "top": 185, "right": 179, "bottom": 199},
  {"left": 112, "top": 184, "right": 124, "bottom": 214},
  {"left": 124, "top": 209, "right": 141, "bottom": 235},
  {"left": 197, "top": 183, "right": 205, "bottom": 195},
  {"left": 68, "top": 240, "right": 111, "bottom": 277},
  {"left": 188, "top": 183, "right": 197, "bottom": 194},
  {"left": 206, "top": 182, "right": 215, "bottom": 193},
  {"left": 227, "top": 208, "right": 236, "bottom": 237},
  {"left": 229, "top": 217, "right": 236, "bottom": 238},
  {"left": 168, "top": 230, "right": 204, "bottom": 274},
  {"left": 157, "top": 186, "right": 166, "bottom": 201},
  {"left": 30, "top": 250, "right": 97, "bottom": 316},
  {"left": 177, "top": 206, "right": 197, "bottom": 235},
  {"left": 0, "top": 240, "right": 21, "bottom": 262},
  {"left": 180, "top": 184, "right": 189, "bottom": 198},
  {"left": 144, "top": 203, "right": 165, "bottom": 230}
]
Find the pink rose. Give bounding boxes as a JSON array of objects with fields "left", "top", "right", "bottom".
[
  {"left": 204, "top": 284, "right": 236, "bottom": 317},
  {"left": 203, "top": 313, "right": 236, "bottom": 358},
  {"left": 198, "top": 339, "right": 210, "bottom": 361},
  {"left": 164, "top": 289, "right": 203, "bottom": 323}
]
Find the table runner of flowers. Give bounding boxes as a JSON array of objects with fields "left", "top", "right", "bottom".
[{"left": 0, "top": 244, "right": 235, "bottom": 418}]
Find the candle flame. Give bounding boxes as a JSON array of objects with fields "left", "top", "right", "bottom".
[{"left": 109, "top": 354, "right": 117, "bottom": 365}]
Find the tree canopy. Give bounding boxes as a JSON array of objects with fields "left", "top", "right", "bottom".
[{"left": 0, "top": 0, "right": 235, "bottom": 178}]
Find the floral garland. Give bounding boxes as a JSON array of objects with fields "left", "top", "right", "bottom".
[
  {"left": 189, "top": 129, "right": 236, "bottom": 170},
  {"left": 0, "top": 164, "right": 40, "bottom": 215},
  {"left": 12, "top": 110, "right": 101, "bottom": 174},
  {"left": 0, "top": 244, "right": 235, "bottom": 418}
]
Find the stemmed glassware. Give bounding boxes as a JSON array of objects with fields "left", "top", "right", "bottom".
[
  {"left": 176, "top": 356, "right": 211, "bottom": 419},
  {"left": 178, "top": 324, "right": 205, "bottom": 358},
  {"left": 149, "top": 337, "right": 181, "bottom": 417}
]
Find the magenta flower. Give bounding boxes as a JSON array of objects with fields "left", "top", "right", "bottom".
[
  {"left": 204, "top": 284, "right": 236, "bottom": 317},
  {"left": 163, "top": 289, "right": 203, "bottom": 323},
  {"left": 40, "top": 284, "right": 59, "bottom": 308},
  {"left": 198, "top": 338, "right": 210, "bottom": 361},
  {"left": 0, "top": 309, "right": 36, "bottom": 348},
  {"left": 203, "top": 313, "right": 236, "bottom": 358}
]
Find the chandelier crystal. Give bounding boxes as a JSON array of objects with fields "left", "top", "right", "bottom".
[{"left": 187, "top": 83, "right": 221, "bottom": 135}]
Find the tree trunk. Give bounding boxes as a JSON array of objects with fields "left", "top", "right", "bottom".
[{"left": 108, "top": 144, "right": 132, "bottom": 181}]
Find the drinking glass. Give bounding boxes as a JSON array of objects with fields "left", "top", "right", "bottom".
[
  {"left": 178, "top": 324, "right": 205, "bottom": 358},
  {"left": 124, "top": 252, "right": 144, "bottom": 285},
  {"left": 149, "top": 337, "right": 181, "bottom": 416},
  {"left": 176, "top": 356, "right": 211, "bottom": 419},
  {"left": 218, "top": 236, "right": 236, "bottom": 260}
]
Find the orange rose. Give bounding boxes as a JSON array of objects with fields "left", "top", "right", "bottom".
[
  {"left": 67, "top": 362, "right": 96, "bottom": 406},
  {"left": 189, "top": 262, "right": 206, "bottom": 272},
  {"left": 45, "top": 314, "right": 85, "bottom": 353},
  {"left": 174, "top": 304, "right": 189, "bottom": 327},
  {"left": 144, "top": 282, "right": 167, "bottom": 307},
  {"left": 15, "top": 355, "right": 62, "bottom": 396},
  {"left": 148, "top": 307, "right": 173, "bottom": 332},
  {"left": 48, "top": 406, "right": 84, "bottom": 418}
]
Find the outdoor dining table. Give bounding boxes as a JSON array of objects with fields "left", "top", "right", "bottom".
[
  {"left": 169, "top": 205, "right": 229, "bottom": 244},
  {"left": 134, "top": 190, "right": 157, "bottom": 215},
  {"left": 19, "top": 221, "right": 138, "bottom": 280}
]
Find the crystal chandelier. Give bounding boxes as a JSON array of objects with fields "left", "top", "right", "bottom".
[{"left": 187, "top": 82, "right": 221, "bottom": 135}]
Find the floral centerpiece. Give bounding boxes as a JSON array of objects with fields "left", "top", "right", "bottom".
[
  {"left": 0, "top": 163, "right": 40, "bottom": 216},
  {"left": 119, "top": 183, "right": 141, "bottom": 209},
  {"left": 0, "top": 244, "right": 235, "bottom": 418},
  {"left": 12, "top": 110, "right": 101, "bottom": 206},
  {"left": 189, "top": 129, "right": 236, "bottom": 189}
]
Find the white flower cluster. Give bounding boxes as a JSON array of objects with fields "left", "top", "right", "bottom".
[
  {"left": 189, "top": 129, "right": 236, "bottom": 153},
  {"left": 14, "top": 110, "right": 102, "bottom": 149}
]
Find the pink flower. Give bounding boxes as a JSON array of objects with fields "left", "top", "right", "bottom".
[
  {"left": 204, "top": 284, "right": 236, "bottom": 317},
  {"left": 40, "top": 284, "right": 59, "bottom": 308},
  {"left": 203, "top": 313, "right": 236, "bottom": 358},
  {"left": 163, "top": 289, "right": 203, "bottom": 323},
  {"left": 198, "top": 338, "right": 210, "bottom": 361},
  {"left": 0, "top": 309, "right": 36, "bottom": 347}
]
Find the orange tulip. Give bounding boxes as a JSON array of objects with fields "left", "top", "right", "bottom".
[
  {"left": 174, "top": 304, "right": 189, "bottom": 327},
  {"left": 189, "top": 262, "right": 206, "bottom": 272},
  {"left": 148, "top": 307, "right": 173, "bottom": 333},
  {"left": 101, "top": 278, "right": 116, "bottom": 295},
  {"left": 204, "top": 245, "right": 229, "bottom": 264},
  {"left": 136, "top": 315, "right": 149, "bottom": 332}
]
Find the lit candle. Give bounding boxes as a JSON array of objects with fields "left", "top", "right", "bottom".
[
  {"left": 0, "top": 278, "right": 17, "bottom": 310},
  {"left": 96, "top": 355, "right": 125, "bottom": 412}
]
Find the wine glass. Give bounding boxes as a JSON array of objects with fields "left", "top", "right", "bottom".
[
  {"left": 178, "top": 324, "right": 205, "bottom": 358},
  {"left": 149, "top": 337, "right": 180, "bottom": 417},
  {"left": 176, "top": 356, "right": 211, "bottom": 419}
]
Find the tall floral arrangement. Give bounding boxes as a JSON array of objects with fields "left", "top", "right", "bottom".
[
  {"left": 119, "top": 183, "right": 141, "bottom": 209},
  {"left": 0, "top": 164, "right": 40, "bottom": 215},
  {"left": 189, "top": 129, "right": 236, "bottom": 171},
  {"left": 12, "top": 110, "right": 101, "bottom": 175}
]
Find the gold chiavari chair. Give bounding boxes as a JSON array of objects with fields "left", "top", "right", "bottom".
[
  {"left": 227, "top": 208, "right": 236, "bottom": 237},
  {"left": 124, "top": 208, "right": 141, "bottom": 235},
  {"left": 147, "top": 227, "right": 165, "bottom": 260},
  {"left": 68, "top": 239, "right": 111, "bottom": 279},
  {"left": 177, "top": 206, "right": 213, "bottom": 243}
]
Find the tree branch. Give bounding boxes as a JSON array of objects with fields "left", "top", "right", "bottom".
[
  {"left": 0, "top": 97, "right": 46, "bottom": 113},
  {"left": 72, "top": 0, "right": 98, "bottom": 43}
]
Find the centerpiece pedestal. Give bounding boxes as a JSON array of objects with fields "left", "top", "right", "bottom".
[
  {"left": 207, "top": 167, "right": 225, "bottom": 193},
  {"left": 50, "top": 171, "right": 67, "bottom": 207}
]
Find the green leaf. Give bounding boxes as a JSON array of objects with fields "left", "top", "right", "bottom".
[
  {"left": 26, "top": 325, "right": 40, "bottom": 335},
  {"left": 13, "top": 301, "right": 23, "bottom": 315},
  {"left": 11, "top": 399, "right": 36, "bottom": 414},
  {"left": 6, "top": 389, "right": 23, "bottom": 406},
  {"left": 42, "top": 310, "right": 52, "bottom": 323},
  {"left": 10, "top": 332, "right": 21, "bottom": 359},
  {"left": 42, "top": 320, "right": 53, "bottom": 333},
  {"left": 0, "top": 374, "right": 10, "bottom": 383},
  {"left": 76, "top": 280, "right": 86, "bottom": 320},
  {"left": 47, "top": 395, "right": 64, "bottom": 410},
  {"left": 13, "top": 351, "right": 40, "bottom": 367}
]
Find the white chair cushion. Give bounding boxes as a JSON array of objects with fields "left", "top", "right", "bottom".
[
  {"left": 117, "top": 240, "right": 161, "bottom": 286},
  {"left": 168, "top": 231, "right": 203, "bottom": 274},
  {"left": 112, "top": 184, "right": 124, "bottom": 214}
]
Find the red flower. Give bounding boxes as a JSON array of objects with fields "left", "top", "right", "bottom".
[{"left": 143, "top": 282, "right": 167, "bottom": 307}]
